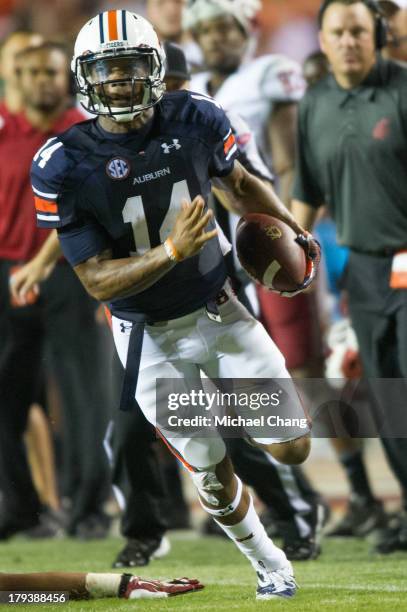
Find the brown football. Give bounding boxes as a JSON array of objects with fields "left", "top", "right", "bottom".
[{"left": 236, "top": 213, "right": 307, "bottom": 292}]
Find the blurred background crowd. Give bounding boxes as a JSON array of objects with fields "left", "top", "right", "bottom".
[
  {"left": 1, "top": 0, "right": 407, "bottom": 570},
  {"left": 0, "top": 0, "right": 323, "bottom": 61}
]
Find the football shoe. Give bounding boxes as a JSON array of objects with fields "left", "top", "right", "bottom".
[
  {"left": 113, "top": 535, "right": 170, "bottom": 568},
  {"left": 256, "top": 561, "right": 297, "bottom": 600}
]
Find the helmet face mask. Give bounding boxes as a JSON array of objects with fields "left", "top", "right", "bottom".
[
  {"left": 73, "top": 11, "right": 166, "bottom": 122},
  {"left": 75, "top": 48, "right": 164, "bottom": 121}
]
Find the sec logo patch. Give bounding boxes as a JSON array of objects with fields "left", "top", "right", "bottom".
[{"left": 106, "top": 157, "right": 130, "bottom": 180}]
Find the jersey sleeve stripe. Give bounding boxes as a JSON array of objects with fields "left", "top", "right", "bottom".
[
  {"left": 32, "top": 186, "right": 58, "bottom": 200},
  {"left": 34, "top": 196, "right": 58, "bottom": 214},
  {"left": 190, "top": 93, "right": 221, "bottom": 109},
  {"left": 224, "top": 133, "right": 236, "bottom": 155},
  {"left": 223, "top": 128, "right": 233, "bottom": 142},
  {"left": 225, "top": 143, "right": 238, "bottom": 161},
  {"left": 36, "top": 213, "right": 61, "bottom": 222}
]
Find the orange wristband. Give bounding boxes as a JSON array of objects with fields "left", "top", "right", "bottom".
[{"left": 164, "top": 237, "right": 183, "bottom": 262}]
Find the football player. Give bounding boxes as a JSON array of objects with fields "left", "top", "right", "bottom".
[
  {"left": 31, "top": 11, "right": 319, "bottom": 600},
  {"left": 0, "top": 572, "right": 203, "bottom": 600},
  {"left": 185, "top": 0, "right": 301, "bottom": 203},
  {"left": 13, "top": 40, "right": 321, "bottom": 563}
]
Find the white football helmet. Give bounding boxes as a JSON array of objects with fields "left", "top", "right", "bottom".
[{"left": 72, "top": 10, "right": 166, "bottom": 122}]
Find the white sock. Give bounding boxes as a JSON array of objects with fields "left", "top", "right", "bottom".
[
  {"left": 85, "top": 573, "right": 122, "bottom": 598},
  {"left": 214, "top": 496, "right": 287, "bottom": 572}
]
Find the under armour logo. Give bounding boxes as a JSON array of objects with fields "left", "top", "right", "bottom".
[
  {"left": 120, "top": 321, "right": 133, "bottom": 333},
  {"left": 161, "top": 139, "right": 181, "bottom": 154},
  {"left": 217, "top": 504, "right": 234, "bottom": 516}
]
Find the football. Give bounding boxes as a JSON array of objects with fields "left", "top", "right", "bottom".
[{"left": 236, "top": 213, "right": 307, "bottom": 293}]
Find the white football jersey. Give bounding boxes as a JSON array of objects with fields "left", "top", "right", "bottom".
[
  {"left": 222, "top": 108, "right": 273, "bottom": 276},
  {"left": 190, "top": 54, "right": 305, "bottom": 168},
  {"left": 180, "top": 38, "right": 205, "bottom": 73},
  {"left": 211, "top": 109, "right": 272, "bottom": 278},
  {"left": 211, "top": 108, "right": 273, "bottom": 314},
  {"left": 225, "top": 109, "right": 273, "bottom": 183}
]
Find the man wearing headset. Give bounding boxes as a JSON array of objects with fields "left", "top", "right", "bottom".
[{"left": 292, "top": 0, "right": 407, "bottom": 554}]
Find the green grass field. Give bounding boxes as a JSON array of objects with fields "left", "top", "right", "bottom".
[{"left": 1, "top": 533, "right": 407, "bottom": 611}]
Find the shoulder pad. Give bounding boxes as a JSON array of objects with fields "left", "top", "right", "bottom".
[{"left": 160, "top": 90, "right": 227, "bottom": 143}]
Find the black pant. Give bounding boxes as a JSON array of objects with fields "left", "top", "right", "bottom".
[
  {"left": 107, "top": 353, "right": 168, "bottom": 539},
  {"left": 109, "top": 410, "right": 168, "bottom": 539},
  {"left": 347, "top": 251, "right": 407, "bottom": 506},
  {"left": 0, "top": 260, "right": 111, "bottom": 527}
]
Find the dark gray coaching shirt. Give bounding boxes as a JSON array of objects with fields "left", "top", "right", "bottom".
[{"left": 293, "top": 56, "right": 407, "bottom": 254}]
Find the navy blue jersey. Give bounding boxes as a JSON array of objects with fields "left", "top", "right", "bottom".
[{"left": 31, "top": 91, "right": 238, "bottom": 321}]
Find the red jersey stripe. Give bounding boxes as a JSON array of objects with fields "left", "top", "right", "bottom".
[
  {"left": 34, "top": 196, "right": 58, "bottom": 214},
  {"left": 103, "top": 305, "right": 112, "bottom": 329},
  {"left": 224, "top": 133, "right": 236, "bottom": 155},
  {"left": 155, "top": 428, "right": 196, "bottom": 472}
]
